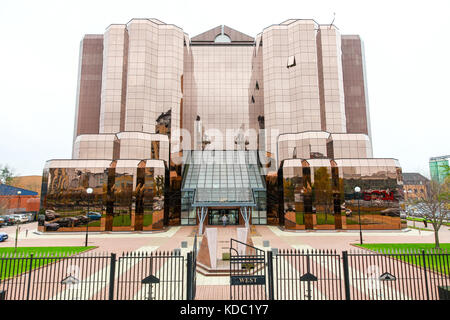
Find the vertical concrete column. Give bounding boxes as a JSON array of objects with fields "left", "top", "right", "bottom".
[
  {"left": 99, "top": 25, "right": 128, "bottom": 134},
  {"left": 125, "top": 19, "right": 158, "bottom": 133},
  {"left": 317, "top": 26, "right": 347, "bottom": 133},
  {"left": 287, "top": 21, "right": 322, "bottom": 133}
]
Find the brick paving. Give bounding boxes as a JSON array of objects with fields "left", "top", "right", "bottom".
[{"left": 195, "top": 285, "right": 229, "bottom": 300}]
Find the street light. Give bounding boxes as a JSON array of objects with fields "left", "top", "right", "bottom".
[
  {"left": 354, "top": 186, "right": 363, "bottom": 245},
  {"left": 85, "top": 187, "right": 93, "bottom": 247},
  {"left": 17, "top": 190, "right": 22, "bottom": 212},
  {"left": 15, "top": 191, "right": 22, "bottom": 253}
]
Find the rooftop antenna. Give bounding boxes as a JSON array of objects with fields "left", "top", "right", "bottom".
[{"left": 329, "top": 12, "right": 336, "bottom": 29}]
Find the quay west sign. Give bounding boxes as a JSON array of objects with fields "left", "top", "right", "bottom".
[{"left": 230, "top": 275, "right": 266, "bottom": 285}]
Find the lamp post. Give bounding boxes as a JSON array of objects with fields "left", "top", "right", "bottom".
[
  {"left": 406, "top": 189, "right": 414, "bottom": 228},
  {"left": 17, "top": 190, "right": 21, "bottom": 212},
  {"left": 85, "top": 188, "right": 93, "bottom": 247},
  {"left": 15, "top": 191, "right": 22, "bottom": 253},
  {"left": 354, "top": 186, "right": 363, "bottom": 245}
]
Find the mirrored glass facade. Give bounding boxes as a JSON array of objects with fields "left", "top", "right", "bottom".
[{"left": 41, "top": 19, "right": 404, "bottom": 231}]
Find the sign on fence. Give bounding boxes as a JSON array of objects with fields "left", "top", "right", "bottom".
[{"left": 231, "top": 275, "right": 266, "bottom": 285}]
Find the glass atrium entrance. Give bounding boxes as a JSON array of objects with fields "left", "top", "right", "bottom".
[
  {"left": 208, "top": 209, "right": 239, "bottom": 225},
  {"left": 181, "top": 150, "right": 267, "bottom": 226}
]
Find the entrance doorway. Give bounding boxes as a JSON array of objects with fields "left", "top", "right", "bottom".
[{"left": 208, "top": 209, "right": 239, "bottom": 225}]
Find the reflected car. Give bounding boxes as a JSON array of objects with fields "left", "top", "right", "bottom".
[
  {"left": 45, "top": 223, "right": 60, "bottom": 231},
  {"left": 75, "top": 215, "right": 89, "bottom": 225},
  {"left": 0, "top": 217, "right": 5, "bottom": 227},
  {"left": 380, "top": 208, "right": 400, "bottom": 217},
  {"left": 69, "top": 217, "right": 80, "bottom": 226},
  {"left": 56, "top": 217, "right": 73, "bottom": 228},
  {"left": 87, "top": 212, "right": 101, "bottom": 220},
  {"left": 0, "top": 232, "right": 8, "bottom": 242}
]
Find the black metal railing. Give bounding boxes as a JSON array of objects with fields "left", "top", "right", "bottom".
[
  {"left": 227, "top": 241, "right": 449, "bottom": 301},
  {"left": 0, "top": 249, "right": 190, "bottom": 301},
  {"left": 344, "top": 249, "right": 450, "bottom": 300},
  {"left": 115, "top": 251, "right": 185, "bottom": 300},
  {"left": 1, "top": 246, "right": 448, "bottom": 300},
  {"left": 0, "top": 251, "right": 112, "bottom": 300},
  {"left": 272, "top": 249, "right": 342, "bottom": 300},
  {"left": 186, "top": 234, "right": 197, "bottom": 300}
]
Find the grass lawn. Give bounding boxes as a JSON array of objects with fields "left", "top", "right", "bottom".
[
  {"left": 112, "top": 215, "right": 132, "bottom": 227},
  {"left": 316, "top": 213, "right": 335, "bottom": 225},
  {"left": 296, "top": 213, "right": 304, "bottom": 225},
  {"left": 88, "top": 220, "right": 101, "bottom": 227},
  {"left": 143, "top": 214, "right": 153, "bottom": 226},
  {"left": 356, "top": 243, "right": 450, "bottom": 275},
  {"left": 296, "top": 212, "right": 355, "bottom": 225},
  {"left": 0, "top": 246, "right": 95, "bottom": 280},
  {"left": 112, "top": 214, "right": 153, "bottom": 227}
]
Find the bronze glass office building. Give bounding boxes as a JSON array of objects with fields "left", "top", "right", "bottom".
[{"left": 39, "top": 18, "right": 405, "bottom": 232}]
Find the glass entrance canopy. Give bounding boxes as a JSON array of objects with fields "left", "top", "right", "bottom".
[{"left": 181, "top": 150, "right": 266, "bottom": 207}]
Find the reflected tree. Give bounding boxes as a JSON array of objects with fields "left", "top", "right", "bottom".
[{"left": 313, "top": 167, "right": 333, "bottom": 224}]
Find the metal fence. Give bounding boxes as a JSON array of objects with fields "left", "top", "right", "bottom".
[
  {"left": 115, "top": 251, "right": 186, "bottom": 300},
  {"left": 0, "top": 252, "right": 112, "bottom": 300},
  {"left": 272, "top": 249, "right": 343, "bottom": 300},
  {"left": 344, "top": 249, "right": 450, "bottom": 300},
  {"left": 228, "top": 242, "right": 449, "bottom": 300},
  {"left": 0, "top": 249, "right": 195, "bottom": 301},
  {"left": 1, "top": 247, "right": 448, "bottom": 300},
  {"left": 186, "top": 234, "right": 197, "bottom": 300}
]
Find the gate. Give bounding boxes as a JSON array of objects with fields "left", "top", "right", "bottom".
[
  {"left": 229, "top": 239, "right": 268, "bottom": 300},
  {"left": 186, "top": 234, "right": 197, "bottom": 300},
  {"left": 272, "top": 249, "right": 343, "bottom": 300}
]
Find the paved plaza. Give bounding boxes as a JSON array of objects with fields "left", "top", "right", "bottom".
[{"left": 1, "top": 221, "right": 448, "bottom": 254}]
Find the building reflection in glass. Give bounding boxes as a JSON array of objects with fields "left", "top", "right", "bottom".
[
  {"left": 40, "top": 159, "right": 167, "bottom": 232},
  {"left": 281, "top": 158, "right": 403, "bottom": 230}
]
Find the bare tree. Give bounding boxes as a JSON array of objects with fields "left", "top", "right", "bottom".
[{"left": 409, "top": 180, "right": 449, "bottom": 249}]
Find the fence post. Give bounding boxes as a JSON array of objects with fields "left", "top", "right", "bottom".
[
  {"left": 108, "top": 253, "right": 116, "bottom": 300},
  {"left": 186, "top": 252, "right": 193, "bottom": 300},
  {"left": 422, "top": 249, "right": 430, "bottom": 300},
  {"left": 342, "top": 251, "right": 351, "bottom": 300},
  {"left": 266, "top": 250, "right": 274, "bottom": 300},
  {"left": 26, "top": 254, "right": 34, "bottom": 300}
]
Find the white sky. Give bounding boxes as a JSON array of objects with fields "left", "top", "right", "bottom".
[{"left": 0, "top": 0, "right": 449, "bottom": 177}]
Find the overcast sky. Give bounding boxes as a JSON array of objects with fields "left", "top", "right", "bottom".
[{"left": 0, "top": 0, "right": 448, "bottom": 177}]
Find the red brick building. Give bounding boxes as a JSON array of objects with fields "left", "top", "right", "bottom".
[{"left": 0, "top": 184, "right": 40, "bottom": 214}]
